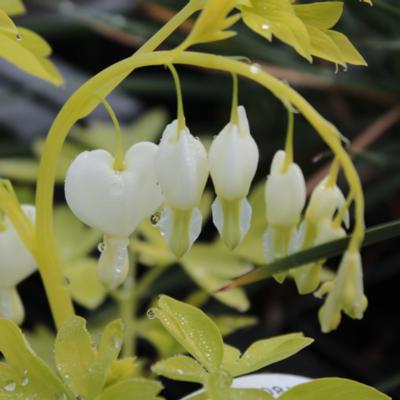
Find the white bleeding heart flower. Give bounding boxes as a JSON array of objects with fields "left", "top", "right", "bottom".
[
  {"left": 265, "top": 150, "right": 306, "bottom": 228},
  {"left": 0, "top": 204, "right": 36, "bottom": 324},
  {"left": 319, "top": 250, "right": 368, "bottom": 333},
  {"left": 155, "top": 120, "right": 209, "bottom": 258},
  {"left": 209, "top": 106, "right": 259, "bottom": 249},
  {"left": 263, "top": 150, "right": 306, "bottom": 282},
  {"left": 293, "top": 178, "right": 349, "bottom": 295},
  {"left": 306, "top": 177, "right": 349, "bottom": 229},
  {"left": 65, "top": 142, "right": 163, "bottom": 289}
]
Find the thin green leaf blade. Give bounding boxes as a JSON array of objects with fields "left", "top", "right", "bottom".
[{"left": 224, "top": 219, "right": 400, "bottom": 289}]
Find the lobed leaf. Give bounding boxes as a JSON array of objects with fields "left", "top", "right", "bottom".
[
  {"left": 153, "top": 295, "right": 224, "bottom": 372},
  {"left": 0, "top": 319, "right": 72, "bottom": 399},
  {"left": 279, "top": 378, "right": 390, "bottom": 400},
  {"left": 152, "top": 355, "right": 207, "bottom": 384},
  {"left": 222, "top": 333, "right": 313, "bottom": 377},
  {"left": 98, "top": 378, "right": 164, "bottom": 400}
]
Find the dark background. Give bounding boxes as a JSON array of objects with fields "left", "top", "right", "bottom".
[{"left": 1, "top": 1, "right": 400, "bottom": 399}]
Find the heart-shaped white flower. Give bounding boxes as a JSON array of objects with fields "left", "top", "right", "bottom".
[
  {"left": 65, "top": 142, "right": 163, "bottom": 237},
  {"left": 0, "top": 204, "right": 36, "bottom": 324},
  {"left": 65, "top": 142, "right": 163, "bottom": 289},
  {"left": 0, "top": 205, "right": 36, "bottom": 288}
]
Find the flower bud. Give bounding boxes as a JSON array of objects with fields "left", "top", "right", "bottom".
[
  {"left": 65, "top": 142, "right": 163, "bottom": 288},
  {"left": 306, "top": 178, "right": 348, "bottom": 228},
  {"left": 209, "top": 106, "right": 258, "bottom": 249},
  {"left": 265, "top": 150, "right": 306, "bottom": 227},
  {"left": 209, "top": 106, "right": 258, "bottom": 200},
  {"left": 156, "top": 120, "right": 209, "bottom": 210},
  {"left": 319, "top": 250, "right": 368, "bottom": 333},
  {"left": 155, "top": 120, "right": 209, "bottom": 257},
  {"left": 0, "top": 204, "right": 36, "bottom": 324}
]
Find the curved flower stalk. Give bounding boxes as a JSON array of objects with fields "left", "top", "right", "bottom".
[
  {"left": 65, "top": 109, "right": 163, "bottom": 289},
  {"left": 209, "top": 76, "right": 259, "bottom": 249},
  {"left": 32, "top": 0, "right": 367, "bottom": 331}
]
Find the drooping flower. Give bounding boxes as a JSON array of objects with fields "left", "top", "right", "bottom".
[
  {"left": 155, "top": 120, "right": 209, "bottom": 258},
  {"left": 0, "top": 205, "right": 36, "bottom": 324},
  {"left": 209, "top": 105, "right": 259, "bottom": 249},
  {"left": 65, "top": 142, "right": 163, "bottom": 289},
  {"left": 318, "top": 250, "right": 368, "bottom": 333},
  {"left": 264, "top": 150, "right": 306, "bottom": 282},
  {"left": 292, "top": 175, "right": 348, "bottom": 294}
]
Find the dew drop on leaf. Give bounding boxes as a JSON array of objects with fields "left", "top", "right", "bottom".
[
  {"left": 3, "top": 381, "right": 16, "bottom": 392},
  {"left": 250, "top": 64, "right": 261, "bottom": 74},
  {"left": 16, "top": 33, "right": 23, "bottom": 41},
  {"left": 112, "top": 336, "right": 122, "bottom": 350},
  {"left": 261, "top": 23, "right": 270, "bottom": 30}
]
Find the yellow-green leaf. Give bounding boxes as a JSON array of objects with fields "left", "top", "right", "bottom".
[
  {"left": 222, "top": 333, "right": 313, "bottom": 377},
  {"left": 64, "top": 258, "right": 106, "bottom": 310},
  {"left": 105, "top": 358, "right": 141, "bottom": 387},
  {"left": 0, "top": 28, "right": 62, "bottom": 85},
  {"left": 0, "top": 319, "right": 72, "bottom": 399},
  {"left": 153, "top": 296, "right": 224, "bottom": 372},
  {"left": 279, "top": 378, "right": 390, "bottom": 400},
  {"left": 0, "top": 10, "right": 17, "bottom": 33},
  {"left": 293, "top": 2, "right": 343, "bottom": 29},
  {"left": 54, "top": 205, "right": 102, "bottom": 262},
  {"left": 98, "top": 378, "right": 163, "bottom": 400},
  {"left": 55, "top": 317, "right": 123, "bottom": 399},
  {"left": 182, "top": 244, "right": 251, "bottom": 311},
  {"left": 184, "top": 0, "right": 238, "bottom": 47},
  {"left": 0, "top": 0, "right": 26, "bottom": 16},
  {"left": 242, "top": 0, "right": 312, "bottom": 62},
  {"left": 230, "top": 388, "right": 274, "bottom": 400},
  {"left": 152, "top": 355, "right": 207, "bottom": 384}
]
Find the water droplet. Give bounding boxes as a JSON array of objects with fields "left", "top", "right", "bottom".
[
  {"left": 177, "top": 368, "right": 184, "bottom": 375},
  {"left": 261, "top": 23, "right": 270, "bottom": 30},
  {"left": 21, "top": 376, "right": 29, "bottom": 386},
  {"left": 112, "top": 336, "right": 121, "bottom": 349},
  {"left": 250, "top": 63, "right": 261, "bottom": 74},
  {"left": 97, "top": 242, "right": 105, "bottom": 253},
  {"left": 195, "top": 136, "right": 200, "bottom": 141},
  {"left": 147, "top": 308, "right": 156, "bottom": 320},
  {"left": 16, "top": 33, "right": 23, "bottom": 41},
  {"left": 3, "top": 381, "right": 16, "bottom": 392},
  {"left": 150, "top": 212, "right": 161, "bottom": 225}
]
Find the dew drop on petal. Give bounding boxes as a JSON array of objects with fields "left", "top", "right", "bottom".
[
  {"left": 150, "top": 212, "right": 161, "bottom": 225},
  {"left": 147, "top": 308, "right": 156, "bottom": 320},
  {"left": 112, "top": 336, "right": 122, "bottom": 350}
]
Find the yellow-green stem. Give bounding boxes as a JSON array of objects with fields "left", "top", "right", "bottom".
[
  {"left": 98, "top": 97, "right": 125, "bottom": 171},
  {"left": 333, "top": 192, "right": 353, "bottom": 229},
  {"left": 167, "top": 64, "right": 186, "bottom": 134},
  {"left": 326, "top": 158, "right": 340, "bottom": 187},
  {"left": 36, "top": 50, "right": 365, "bottom": 329},
  {"left": 281, "top": 109, "right": 294, "bottom": 173},
  {"left": 230, "top": 73, "right": 239, "bottom": 125}
]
